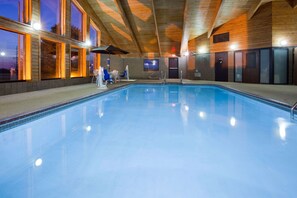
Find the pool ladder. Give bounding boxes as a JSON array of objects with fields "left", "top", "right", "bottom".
[
  {"left": 160, "top": 70, "right": 166, "bottom": 84},
  {"left": 180, "top": 70, "right": 183, "bottom": 84},
  {"left": 291, "top": 102, "right": 297, "bottom": 120}
]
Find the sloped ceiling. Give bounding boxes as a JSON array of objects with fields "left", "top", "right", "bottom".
[{"left": 86, "top": 0, "right": 289, "bottom": 57}]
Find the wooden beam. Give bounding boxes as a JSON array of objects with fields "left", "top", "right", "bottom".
[
  {"left": 114, "top": 0, "right": 142, "bottom": 56},
  {"left": 207, "top": 0, "right": 223, "bottom": 38},
  {"left": 77, "top": 0, "right": 116, "bottom": 45},
  {"left": 248, "top": 0, "right": 264, "bottom": 20},
  {"left": 286, "top": 0, "right": 297, "bottom": 8},
  {"left": 180, "top": 0, "right": 189, "bottom": 55},
  {"left": 151, "top": 0, "right": 162, "bottom": 57}
]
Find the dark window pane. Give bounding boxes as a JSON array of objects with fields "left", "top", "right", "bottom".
[
  {"left": 260, "top": 49, "right": 270, "bottom": 83},
  {"left": 213, "top": 32, "right": 229, "bottom": 43},
  {"left": 0, "top": 0, "right": 25, "bottom": 22},
  {"left": 40, "top": 0, "right": 61, "bottom": 34},
  {"left": 89, "top": 52, "right": 95, "bottom": 76},
  {"left": 90, "top": 25, "right": 97, "bottom": 47},
  {"left": 71, "top": 3, "right": 83, "bottom": 41},
  {"left": 274, "top": 49, "right": 288, "bottom": 84},
  {"left": 71, "top": 47, "right": 81, "bottom": 77},
  {"left": 0, "top": 29, "right": 25, "bottom": 82},
  {"left": 246, "top": 52, "right": 256, "bottom": 68},
  {"left": 41, "top": 39, "right": 61, "bottom": 79},
  {"left": 235, "top": 52, "right": 243, "bottom": 82}
]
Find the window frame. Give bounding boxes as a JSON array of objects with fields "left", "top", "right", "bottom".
[
  {"left": 70, "top": 0, "right": 86, "bottom": 41},
  {"left": 70, "top": 46, "right": 86, "bottom": 78},
  {"left": 89, "top": 20, "right": 101, "bottom": 75},
  {"left": 0, "top": 28, "right": 30, "bottom": 82},
  {"left": 39, "top": 0, "right": 66, "bottom": 35},
  {"left": 0, "top": 0, "right": 31, "bottom": 23},
  {"left": 40, "top": 37, "right": 65, "bottom": 80}
]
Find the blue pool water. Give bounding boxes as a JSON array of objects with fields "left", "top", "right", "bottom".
[{"left": 0, "top": 85, "right": 297, "bottom": 198}]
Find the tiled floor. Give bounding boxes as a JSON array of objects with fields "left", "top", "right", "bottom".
[{"left": 0, "top": 80, "right": 297, "bottom": 122}]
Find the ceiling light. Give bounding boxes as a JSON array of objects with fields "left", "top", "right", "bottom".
[
  {"left": 198, "top": 47, "right": 206, "bottom": 54},
  {"left": 230, "top": 44, "right": 237, "bottom": 51},
  {"left": 0, "top": 51, "right": 5, "bottom": 56},
  {"left": 230, "top": 117, "right": 236, "bottom": 127},
  {"left": 280, "top": 40, "right": 288, "bottom": 46},
  {"left": 34, "top": 158, "right": 43, "bottom": 167},
  {"left": 85, "top": 40, "right": 92, "bottom": 47},
  {"left": 32, "top": 22, "right": 41, "bottom": 30},
  {"left": 199, "top": 111, "right": 205, "bottom": 119}
]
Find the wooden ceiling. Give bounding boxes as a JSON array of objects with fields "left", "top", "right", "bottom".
[{"left": 86, "top": 0, "right": 295, "bottom": 57}]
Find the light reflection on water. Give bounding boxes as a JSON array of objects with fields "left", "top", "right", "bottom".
[{"left": 0, "top": 85, "right": 296, "bottom": 198}]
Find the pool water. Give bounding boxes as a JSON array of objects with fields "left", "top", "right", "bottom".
[{"left": 0, "top": 85, "right": 297, "bottom": 198}]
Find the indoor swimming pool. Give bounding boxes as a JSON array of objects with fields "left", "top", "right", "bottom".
[{"left": 0, "top": 84, "right": 296, "bottom": 198}]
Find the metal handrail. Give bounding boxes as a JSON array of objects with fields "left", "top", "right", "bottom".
[
  {"left": 162, "top": 71, "right": 166, "bottom": 84},
  {"left": 180, "top": 70, "right": 183, "bottom": 84},
  {"left": 291, "top": 102, "right": 297, "bottom": 120}
]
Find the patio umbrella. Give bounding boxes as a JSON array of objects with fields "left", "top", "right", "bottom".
[
  {"left": 91, "top": 45, "right": 129, "bottom": 71},
  {"left": 91, "top": 45, "right": 129, "bottom": 55}
]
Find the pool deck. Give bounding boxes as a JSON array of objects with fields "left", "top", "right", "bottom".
[{"left": 0, "top": 79, "right": 297, "bottom": 122}]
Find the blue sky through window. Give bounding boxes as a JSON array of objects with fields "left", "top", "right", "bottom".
[
  {"left": 71, "top": 2, "right": 83, "bottom": 40},
  {"left": 0, "top": 0, "right": 24, "bottom": 22},
  {"left": 90, "top": 25, "right": 97, "bottom": 47},
  {"left": 40, "top": 0, "right": 61, "bottom": 33}
]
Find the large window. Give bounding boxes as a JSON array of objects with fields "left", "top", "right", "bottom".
[
  {"left": 234, "top": 52, "right": 243, "bottom": 82},
  {"left": 90, "top": 24, "right": 98, "bottom": 47},
  {"left": 71, "top": 47, "right": 84, "bottom": 77},
  {"left": 71, "top": 2, "right": 84, "bottom": 41},
  {"left": 274, "top": 48, "right": 288, "bottom": 84},
  {"left": 89, "top": 22, "right": 100, "bottom": 76},
  {"left": 41, "top": 39, "right": 61, "bottom": 79},
  {"left": 260, "top": 49, "right": 270, "bottom": 84},
  {"left": 40, "top": 0, "right": 64, "bottom": 34},
  {"left": 89, "top": 52, "right": 95, "bottom": 76},
  {"left": 0, "top": 29, "right": 25, "bottom": 82},
  {"left": 0, "top": 0, "right": 29, "bottom": 23}
]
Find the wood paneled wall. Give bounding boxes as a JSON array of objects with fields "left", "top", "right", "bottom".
[
  {"left": 187, "top": 1, "right": 297, "bottom": 82},
  {"left": 209, "top": 2, "right": 272, "bottom": 53},
  {"left": 189, "top": 2, "right": 273, "bottom": 55},
  {"left": 272, "top": 1, "right": 297, "bottom": 47},
  {"left": 187, "top": 2, "right": 275, "bottom": 81}
]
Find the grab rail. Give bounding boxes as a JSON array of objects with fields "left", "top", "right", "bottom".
[
  {"left": 180, "top": 70, "right": 183, "bottom": 84},
  {"left": 291, "top": 102, "right": 297, "bottom": 120}
]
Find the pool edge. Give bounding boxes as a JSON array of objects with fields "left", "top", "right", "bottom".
[
  {"left": 0, "top": 83, "right": 291, "bottom": 132},
  {"left": 0, "top": 83, "right": 132, "bottom": 132}
]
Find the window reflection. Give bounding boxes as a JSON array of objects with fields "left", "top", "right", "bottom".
[
  {"left": 89, "top": 52, "right": 95, "bottom": 76},
  {"left": 41, "top": 39, "right": 61, "bottom": 79},
  {"left": 40, "top": 0, "right": 62, "bottom": 34},
  {"left": 0, "top": 0, "right": 25, "bottom": 22},
  {"left": 230, "top": 117, "right": 236, "bottom": 127},
  {"left": 90, "top": 24, "right": 97, "bottom": 47},
  {"left": 0, "top": 29, "right": 25, "bottom": 82},
  {"left": 276, "top": 117, "right": 291, "bottom": 141},
  {"left": 88, "top": 23, "right": 99, "bottom": 76},
  {"left": 71, "top": 47, "right": 81, "bottom": 77},
  {"left": 71, "top": 2, "right": 83, "bottom": 41}
]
